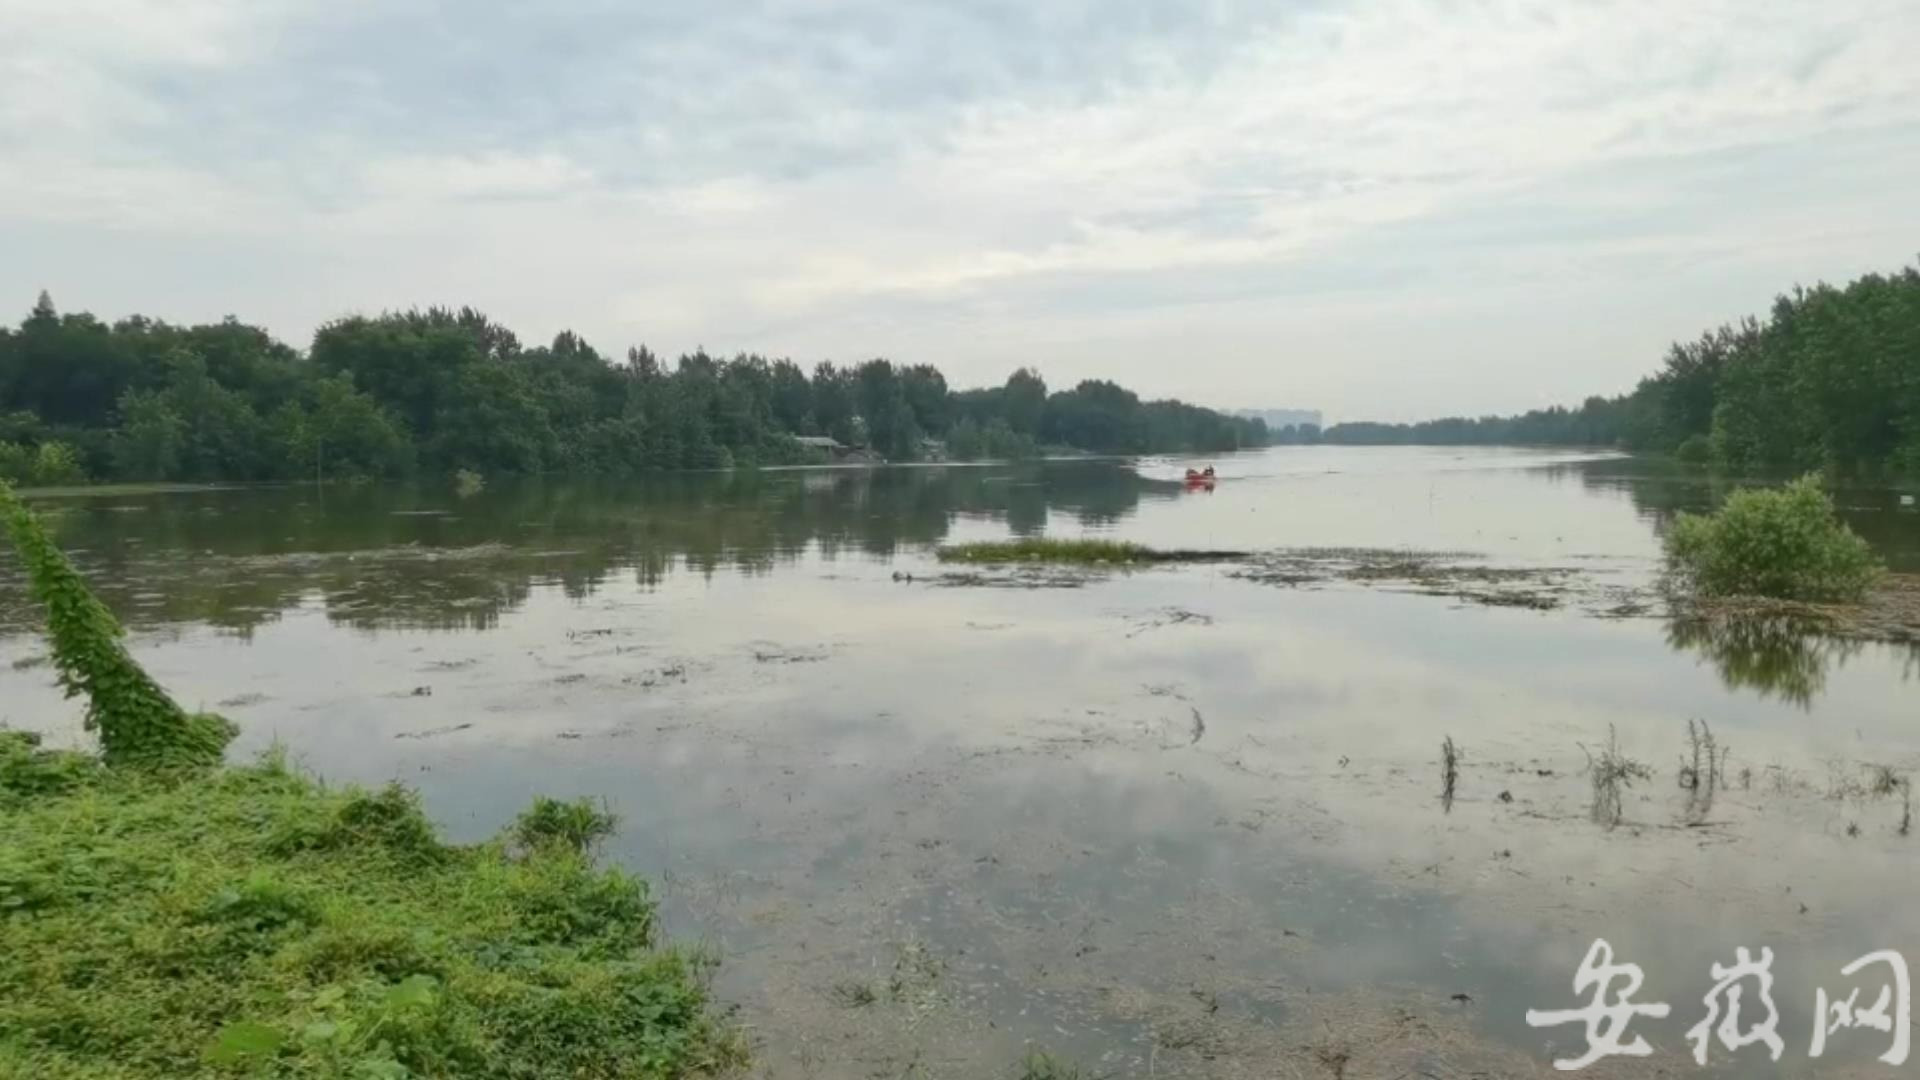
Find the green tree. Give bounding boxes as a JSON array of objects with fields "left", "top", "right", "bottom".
[
  {"left": 428, "top": 361, "right": 555, "bottom": 474},
  {"left": 811, "top": 362, "right": 857, "bottom": 445},
  {"left": 0, "top": 294, "right": 139, "bottom": 426},
  {"left": 280, "top": 375, "right": 414, "bottom": 481},
  {"left": 770, "top": 359, "right": 814, "bottom": 432},
  {"left": 111, "top": 389, "right": 188, "bottom": 479},
  {"left": 1004, "top": 368, "right": 1047, "bottom": 436}
]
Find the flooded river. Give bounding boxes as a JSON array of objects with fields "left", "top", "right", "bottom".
[{"left": 4, "top": 447, "right": 1918, "bottom": 1077}]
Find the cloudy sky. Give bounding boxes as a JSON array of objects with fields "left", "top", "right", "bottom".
[{"left": 3, "top": 0, "right": 1917, "bottom": 421}]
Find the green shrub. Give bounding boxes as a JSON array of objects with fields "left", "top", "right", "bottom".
[
  {"left": 1665, "top": 474, "right": 1884, "bottom": 601},
  {"left": 1674, "top": 433, "right": 1712, "bottom": 465},
  {"left": 0, "top": 440, "right": 83, "bottom": 485},
  {"left": 513, "top": 796, "right": 617, "bottom": 854},
  {"left": 333, "top": 784, "right": 447, "bottom": 862},
  {"left": 267, "top": 783, "right": 448, "bottom": 866},
  {"left": 0, "top": 442, "right": 31, "bottom": 483},
  {"left": 30, "top": 442, "right": 85, "bottom": 485},
  {"left": 497, "top": 854, "right": 654, "bottom": 953},
  {"left": 490, "top": 955, "right": 731, "bottom": 1077},
  {"left": 198, "top": 870, "right": 321, "bottom": 935},
  {"left": 0, "top": 764, "right": 739, "bottom": 1078},
  {"left": 0, "top": 730, "right": 99, "bottom": 805}
]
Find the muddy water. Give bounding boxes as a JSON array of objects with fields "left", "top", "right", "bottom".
[{"left": 3, "top": 448, "right": 1919, "bottom": 1077}]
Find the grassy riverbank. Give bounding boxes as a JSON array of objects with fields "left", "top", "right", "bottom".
[
  {"left": 0, "top": 734, "right": 741, "bottom": 1079},
  {"left": 0, "top": 481, "right": 739, "bottom": 1078}
]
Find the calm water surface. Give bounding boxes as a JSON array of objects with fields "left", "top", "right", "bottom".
[{"left": 3, "top": 447, "right": 1918, "bottom": 1076}]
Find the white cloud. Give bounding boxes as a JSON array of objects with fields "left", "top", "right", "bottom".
[
  {"left": 2, "top": 0, "right": 1918, "bottom": 417},
  {"left": 361, "top": 152, "right": 595, "bottom": 200},
  {"left": 760, "top": 0, "right": 1920, "bottom": 301}
]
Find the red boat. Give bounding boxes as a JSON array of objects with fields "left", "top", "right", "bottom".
[{"left": 1183, "top": 466, "right": 1216, "bottom": 491}]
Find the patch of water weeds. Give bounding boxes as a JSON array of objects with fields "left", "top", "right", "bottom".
[
  {"left": 1124, "top": 607, "right": 1214, "bottom": 638},
  {"left": 936, "top": 538, "right": 1250, "bottom": 565},
  {"left": 941, "top": 542, "right": 1913, "bottom": 642},
  {"left": 1235, "top": 547, "right": 1584, "bottom": 611},
  {"left": 1668, "top": 572, "right": 1920, "bottom": 645},
  {"left": 750, "top": 642, "right": 834, "bottom": 664},
  {"left": 932, "top": 566, "right": 1104, "bottom": 589}
]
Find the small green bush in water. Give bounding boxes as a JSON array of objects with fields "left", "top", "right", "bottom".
[
  {"left": 1665, "top": 474, "right": 1883, "bottom": 601},
  {"left": 514, "top": 796, "right": 618, "bottom": 854},
  {"left": 0, "top": 483, "right": 233, "bottom": 768}
]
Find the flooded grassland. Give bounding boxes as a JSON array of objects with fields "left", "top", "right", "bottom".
[{"left": 3, "top": 448, "right": 1917, "bottom": 1077}]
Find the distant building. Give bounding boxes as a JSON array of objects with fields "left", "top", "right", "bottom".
[
  {"left": 793, "top": 435, "right": 884, "bottom": 464},
  {"left": 794, "top": 435, "right": 851, "bottom": 461},
  {"left": 1235, "top": 408, "right": 1322, "bottom": 431}
]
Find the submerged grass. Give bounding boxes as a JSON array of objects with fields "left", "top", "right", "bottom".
[
  {"left": 0, "top": 735, "right": 742, "bottom": 1079},
  {"left": 936, "top": 538, "right": 1245, "bottom": 565},
  {"left": 1016, "top": 1050, "right": 1091, "bottom": 1080}
]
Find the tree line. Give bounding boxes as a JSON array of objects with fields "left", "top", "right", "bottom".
[
  {"left": 1309, "top": 262, "right": 1920, "bottom": 475},
  {"left": 0, "top": 295, "right": 1269, "bottom": 484}
]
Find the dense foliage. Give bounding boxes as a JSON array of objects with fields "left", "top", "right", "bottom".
[
  {"left": 1, "top": 482, "right": 233, "bottom": 768},
  {"left": 1664, "top": 475, "right": 1884, "bottom": 601},
  {"left": 0, "top": 295, "right": 1266, "bottom": 484},
  {"left": 1315, "top": 262, "right": 1920, "bottom": 474},
  {"left": 0, "top": 744, "right": 740, "bottom": 1078}
]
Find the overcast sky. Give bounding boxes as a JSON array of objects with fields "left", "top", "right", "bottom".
[{"left": 3, "top": 0, "right": 1917, "bottom": 421}]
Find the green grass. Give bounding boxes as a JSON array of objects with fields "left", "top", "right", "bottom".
[
  {"left": 937, "top": 538, "right": 1155, "bottom": 564},
  {"left": 936, "top": 538, "right": 1246, "bottom": 565},
  {"left": 0, "top": 733, "right": 742, "bottom": 1079}
]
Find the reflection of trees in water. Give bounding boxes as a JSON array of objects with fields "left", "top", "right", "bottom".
[
  {"left": 0, "top": 464, "right": 1178, "bottom": 634},
  {"left": 1665, "top": 615, "right": 1867, "bottom": 709}
]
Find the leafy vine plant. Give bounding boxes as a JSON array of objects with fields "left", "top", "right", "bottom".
[{"left": 0, "top": 482, "right": 232, "bottom": 768}]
